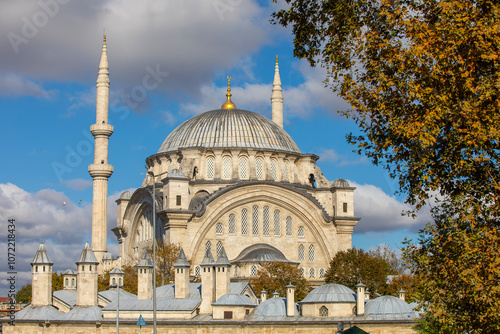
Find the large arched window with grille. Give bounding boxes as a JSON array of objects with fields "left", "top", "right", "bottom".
[
  {"left": 319, "top": 268, "right": 325, "bottom": 279},
  {"left": 195, "top": 266, "right": 201, "bottom": 277},
  {"left": 228, "top": 214, "right": 236, "bottom": 235},
  {"left": 205, "top": 241, "right": 212, "bottom": 254},
  {"left": 319, "top": 306, "right": 328, "bottom": 317},
  {"left": 252, "top": 205, "right": 259, "bottom": 236},
  {"left": 250, "top": 265, "right": 258, "bottom": 277},
  {"left": 239, "top": 157, "right": 248, "bottom": 179},
  {"left": 216, "top": 222, "right": 223, "bottom": 235},
  {"left": 241, "top": 208, "right": 249, "bottom": 235},
  {"left": 222, "top": 156, "right": 232, "bottom": 179},
  {"left": 256, "top": 158, "right": 264, "bottom": 180},
  {"left": 309, "top": 268, "right": 316, "bottom": 279},
  {"left": 283, "top": 161, "right": 290, "bottom": 181},
  {"left": 298, "top": 226, "right": 305, "bottom": 238},
  {"left": 270, "top": 159, "right": 278, "bottom": 180},
  {"left": 273, "top": 210, "right": 281, "bottom": 236},
  {"left": 298, "top": 244, "right": 305, "bottom": 261},
  {"left": 263, "top": 206, "right": 270, "bottom": 236},
  {"left": 286, "top": 216, "right": 293, "bottom": 236},
  {"left": 216, "top": 241, "right": 223, "bottom": 258},
  {"left": 300, "top": 268, "right": 305, "bottom": 278},
  {"left": 206, "top": 156, "right": 215, "bottom": 179},
  {"left": 309, "top": 244, "right": 315, "bottom": 262}
]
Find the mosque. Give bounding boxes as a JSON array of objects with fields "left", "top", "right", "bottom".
[{"left": 0, "top": 38, "right": 418, "bottom": 333}]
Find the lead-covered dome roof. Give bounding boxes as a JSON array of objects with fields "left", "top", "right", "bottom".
[{"left": 158, "top": 109, "right": 301, "bottom": 154}]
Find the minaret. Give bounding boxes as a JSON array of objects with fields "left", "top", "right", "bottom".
[
  {"left": 271, "top": 56, "right": 283, "bottom": 128},
  {"left": 88, "top": 35, "right": 113, "bottom": 266}
]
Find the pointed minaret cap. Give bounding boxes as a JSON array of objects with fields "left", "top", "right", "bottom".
[
  {"left": 221, "top": 76, "right": 237, "bottom": 109},
  {"left": 201, "top": 248, "right": 215, "bottom": 266},
  {"left": 76, "top": 242, "right": 99, "bottom": 264},
  {"left": 32, "top": 243, "right": 53, "bottom": 265},
  {"left": 137, "top": 250, "right": 154, "bottom": 268},
  {"left": 215, "top": 246, "right": 231, "bottom": 266},
  {"left": 174, "top": 249, "right": 191, "bottom": 268}
]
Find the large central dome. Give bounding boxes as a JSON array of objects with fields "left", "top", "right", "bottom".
[{"left": 158, "top": 109, "right": 301, "bottom": 154}]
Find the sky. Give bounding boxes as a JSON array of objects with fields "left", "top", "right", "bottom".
[{"left": 0, "top": 0, "right": 432, "bottom": 295}]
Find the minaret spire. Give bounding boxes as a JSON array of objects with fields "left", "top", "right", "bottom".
[
  {"left": 88, "top": 36, "right": 113, "bottom": 269},
  {"left": 271, "top": 55, "right": 284, "bottom": 128}
]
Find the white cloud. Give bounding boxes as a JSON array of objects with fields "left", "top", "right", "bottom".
[
  {"left": 180, "top": 61, "right": 351, "bottom": 120},
  {"left": 318, "top": 148, "right": 368, "bottom": 167},
  {"left": 0, "top": 183, "right": 131, "bottom": 295},
  {"left": 0, "top": 74, "right": 55, "bottom": 98},
  {"left": 350, "top": 181, "right": 431, "bottom": 233},
  {"left": 0, "top": 0, "right": 273, "bottom": 101},
  {"left": 63, "top": 178, "right": 93, "bottom": 190}
]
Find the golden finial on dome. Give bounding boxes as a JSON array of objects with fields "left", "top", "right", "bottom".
[
  {"left": 221, "top": 76, "right": 237, "bottom": 109},
  {"left": 103, "top": 29, "right": 106, "bottom": 43}
]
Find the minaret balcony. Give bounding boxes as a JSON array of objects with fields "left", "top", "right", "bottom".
[
  {"left": 90, "top": 123, "right": 114, "bottom": 137},
  {"left": 88, "top": 164, "right": 114, "bottom": 178}
]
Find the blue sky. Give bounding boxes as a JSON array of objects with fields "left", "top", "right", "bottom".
[{"left": 0, "top": 0, "right": 430, "bottom": 294}]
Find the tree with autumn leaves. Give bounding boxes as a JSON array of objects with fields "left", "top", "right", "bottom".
[
  {"left": 272, "top": 0, "right": 500, "bottom": 332},
  {"left": 250, "top": 262, "right": 311, "bottom": 301}
]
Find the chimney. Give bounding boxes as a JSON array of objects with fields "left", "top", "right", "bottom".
[
  {"left": 214, "top": 246, "right": 231, "bottom": 301},
  {"left": 398, "top": 289, "right": 406, "bottom": 302},
  {"left": 174, "top": 249, "right": 191, "bottom": 299},
  {"left": 260, "top": 290, "right": 268, "bottom": 302},
  {"left": 76, "top": 242, "right": 99, "bottom": 307},
  {"left": 356, "top": 283, "right": 366, "bottom": 316},
  {"left": 62, "top": 269, "right": 77, "bottom": 290},
  {"left": 136, "top": 250, "right": 153, "bottom": 300},
  {"left": 286, "top": 284, "right": 295, "bottom": 317},
  {"left": 31, "top": 244, "right": 53, "bottom": 307},
  {"left": 199, "top": 248, "right": 216, "bottom": 314}
]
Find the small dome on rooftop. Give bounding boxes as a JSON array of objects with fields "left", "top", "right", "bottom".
[
  {"left": 102, "top": 252, "right": 114, "bottom": 260},
  {"left": 301, "top": 283, "right": 356, "bottom": 303},
  {"left": 120, "top": 190, "right": 132, "bottom": 200},
  {"left": 253, "top": 297, "right": 298, "bottom": 317},
  {"left": 167, "top": 169, "right": 186, "bottom": 178},
  {"left": 365, "top": 296, "right": 416, "bottom": 320},
  {"left": 332, "top": 178, "right": 350, "bottom": 188}
]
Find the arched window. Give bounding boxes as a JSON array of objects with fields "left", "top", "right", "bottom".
[
  {"left": 112, "top": 278, "right": 116, "bottom": 286},
  {"left": 206, "top": 156, "right": 215, "bottom": 179},
  {"left": 195, "top": 266, "right": 201, "bottom": 277},
  {"left": 222, "top": 156, "right": 232, "bottom": 179},
  {"left": 263, "top": 206, "right": 270, "bottom": 236},
  {"left": 229, "top": 214, "right": 236, "bottom": 235},
  {"left": 71, "top": 278, "right": 75, "bottom": 287},
  {"left": 319, "top": 268, "right": 325, "bottom": 279},
  {"left": 234, "top": 265, "right": 240, "bottom": 276},
  {"left": 119, "top": 278, "right": 122, "bottom": 286},
  {"left": 298, "top": 244, "right": 305, "bottom": 261},
  {"left": 309, "top": 244, "right": 315, "bottom": 262},
  {"left": 205, "top": 241, "right": 212, "bottom": 254},
  {"left": 286, "top": 216, "right": 293, "bottom": 236},
  {"left": 273, "top": 210, "right": 281, "bottom": 236},
  {"left": 65, "top": 278, "right": 68, "bottom": 287},
  {"left": 216, "top": 241, "right": 223, "bottom": 258},
  {"left": 165, "top": 160, "right": 171, "bottom": 173},
  {"left": 216, "top": 222, "right": 223, "bottom": 235},
  {"left": 319, "top": 306, "right": 328, "bottom": 317},
  {"left": 239, "top": 157, "right": 248, "bottom": 179},
  {"left": 270, "top": 159, "right": 278, "bottom": 181},
  {"left": 256, "top": 158, "right": 264, "bottom": 180},
  {"left": 300, "top": 268, "right": 305, "bottom": 278},
  {"left": 298, "top": 226, "right": 305, "bottom": 238},
  {"left": 309, "top": 268, "right": 316, "bottom": 279},
  {"left": 252, "top": 205, "right": 259, "bottom": 236},
  {"left": 241, "top": 208, "right": 249, "bottom": 235},
  {"left": 250, "top": 265, "right": 258, "bottom": 277},
  {"left": 283, "top": 161, "right": 290, "bottom": 181}
]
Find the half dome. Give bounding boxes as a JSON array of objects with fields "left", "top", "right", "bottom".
[{"left": 158, "top": 109, "right": 301, "bottom": 154}]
